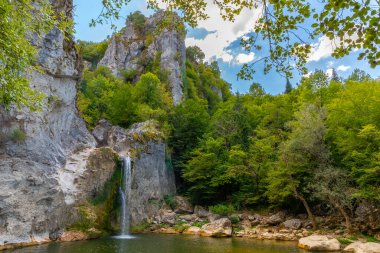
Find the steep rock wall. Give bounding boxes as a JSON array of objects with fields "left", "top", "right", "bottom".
[
  {"left": 93, "top": 120, "right": 176, "bottom": 225},
  {"left": 98, "top": 11, "right": 186, "bottom": 105},
  {"left": 0, "top": 0, "right": 111, "bottom": 247}
]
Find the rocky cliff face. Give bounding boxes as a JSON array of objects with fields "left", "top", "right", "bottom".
[
  {"left": 0, "top": 3, "right": 177, "bottom": 248},
  {"left": 93, "top": 120, "right": 176, "bottom": 225},
  {"left": 0, "top": 0, "right": 107, "bottom": 248},
  {"left": 98, "top": 11, "right": 186, "bottom": 105}
]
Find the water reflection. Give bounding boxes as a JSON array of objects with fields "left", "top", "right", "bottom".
[{"left": 5, "top": 234, "right": 326, "bottom": 253}]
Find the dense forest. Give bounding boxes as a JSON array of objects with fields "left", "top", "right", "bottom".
[{"left": 77, "top": 18, "right": 379, "bottom": 232}]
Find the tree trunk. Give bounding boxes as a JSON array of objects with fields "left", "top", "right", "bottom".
[
  {"left": 293, "top": 189, "right": 318, "bottom": 230},
  {"left": 336, "top": 203, "right": 353, "bottom": 234}
]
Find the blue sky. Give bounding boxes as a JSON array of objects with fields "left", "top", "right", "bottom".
[{"left": 74, "top": 0, "right": 379, "bottom": 95}]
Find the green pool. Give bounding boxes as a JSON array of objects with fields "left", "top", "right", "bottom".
[{"left": 4, "top": 234, "right": 324, "bottom": 253}]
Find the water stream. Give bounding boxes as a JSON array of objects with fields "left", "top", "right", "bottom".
[{"left": 115, "top": 156, "right": 133, "bottom": 239}]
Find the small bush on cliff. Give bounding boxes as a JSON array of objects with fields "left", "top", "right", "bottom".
[
  {"left": 127, "top": 11, "right": 146, "bottom": 34},
  {"left": 10, "top": 128, "right": 26, "bottom": 144},
  {"left": 209, "top": 204, "right": 235, "bottom": 216}
]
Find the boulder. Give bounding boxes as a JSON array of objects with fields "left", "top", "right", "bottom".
[
  {"left": 179, "top": 214, "right": 197, "bottom": 222},
  {"left": 159, "top": 209, "right": 177, "bottom": 225},
  {"left": 158, "top": 227, "right": 178, "bottom": 234},
  {"left": 183, "top": 226, "right": 201, "bottom": 235},
  {"left": 298, "top": 235, "right": 341, "bottom": 251},
  {"left": 344, "top": 241, "right": 380, "bottom": 253},
  {"left": 266, "top": 212, "right": 286, "bottom": 226},
  {"left": 194, "top": 205, "right": 209, "bottom": 218},
  {"left": 240, "top": 219, "right": 252, "bottom": 230},
  {"left": 174, "top": 196, "right": 193, "bottom": 214},
  {"left": 207, "top": 213, "right": 221, "bottom": 222},
  {"left": 283, "top": 219, "right": 302, "bottom": 230},
  {"left": 248, "top": 214, "right": 262, "bottom": 225},
  {"left": 200, "top": 218, "right": 232, "bottom": 237}
]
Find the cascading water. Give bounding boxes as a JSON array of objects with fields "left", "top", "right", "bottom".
[{"left": 115, "top": 156, "right": 134, "bottom": 239}]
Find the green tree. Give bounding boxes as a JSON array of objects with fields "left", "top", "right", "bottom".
[
  {"left": 133, "top": 72, "right": 170, "bottom": 109},
  {"left": 285, "top": 78, "right": 292, "bottom": 94},
  {"left": 327, "top": 80, "right": 380, "bottom": 201},
  {"left": 169, "top": 99, "right": 210, "bottom": 184},
  {"left": 186, "top": 46, "right": 205, "bottom": 65},
  {"left": 346, "top": 68, "right": 372, "bottom": 82},
  {"left": 267, "top": 104, "right": 329, "bottom": 229},
  {"left": 77, "top": 40, "right": 109, "bottom": 68}
]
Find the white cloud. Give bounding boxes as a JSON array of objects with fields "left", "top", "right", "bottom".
[
  {"left": 327, "top": 61, "right": 334, "bottom": 68},
  {"left": 220, "top": 52, "right": 234, "bottom": 62},
  {"left": 308, "top": 36, "right": 335, "bottom": 62},
  {"left": 337, "top": 65, "right": 351, "bottom": 72},
  {"left": 181, "top": 1, "right": 262, "bottom": 62},
  {"left": 235, "top": 52, "right": 255, "bottom": 64}
]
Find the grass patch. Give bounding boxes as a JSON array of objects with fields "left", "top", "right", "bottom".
[
  {"left": 365, "top": 235, "right": 380, "bottom": 243},
  {"left": 192, "top": 221, "right": 208, "bottom": 228},
  {"left": 337, "top": 238, "right": 354, "bottom": 245}
]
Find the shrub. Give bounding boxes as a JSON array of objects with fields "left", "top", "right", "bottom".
[
  {"left": 10, "top": 128, "right": 26, "bottom": 143},
  {"left": 209, "top": 204, "right": 235, "bottom": 216},
  {"left": 164, "top": 194, "right": 176, "bottom": 210},
  {"left": 229, "top": 214, "right": 240, "bottom": 224},
  {"left": 126, "top": 11, "right": 146, "bottom": 33}
]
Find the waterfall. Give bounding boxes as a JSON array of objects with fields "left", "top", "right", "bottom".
[{"left": 117, "top": 155, "right": 133, "bottom": 239}]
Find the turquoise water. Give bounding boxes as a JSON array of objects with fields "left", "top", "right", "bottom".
[{"left": 5, "top": 234, "right": 317, "bottom": 253}]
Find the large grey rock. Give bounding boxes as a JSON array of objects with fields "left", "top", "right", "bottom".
[
  {"left": 159, "top": 209, "right": 177, "bottom": 225},
  {"left": 344, "top": 241, "right": 380, "bottom": 253},
  {"left": 298, "top": 235, "right": 341, "bottom": 251},
  {"left": 200, "top": 218, "right": 232, "bottom": 237},
  {"left": 98, "top": 11, "right": 186, "bottom": 105},
  {"left": 174, "top": 196, "right": 193, "bottom": 214},
  {"left": 283, "top": 219, "right": 302, "bottom": 230},
  {"left": 265, "top": 211, "right": 286, "bottom": 225},
  {"left": 194, "top": 206, "right": 209, "bottom": 218}
]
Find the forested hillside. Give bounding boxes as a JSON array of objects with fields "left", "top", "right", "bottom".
[{"left": 78, "top": 30, "right": 379, "bottom": 233}]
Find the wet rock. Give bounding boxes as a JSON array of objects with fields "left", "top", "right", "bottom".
[
  {"left": 59, "top": 231, "right": 89, "bottom": 242},
  {"left": 298, "top": 235, "right": 341, "bottom": 251},
  {"left": 158, "top": 227, "right": 178, "bottom": 234},
  {"left": 344, "top": 241, "right": 380, "bottom": 253},
  {"left": 183, "top": 226, "right": 201, "bottom": 235},
  {"left": 200, "top": 218, "right": 232, "bottom": 237}
]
